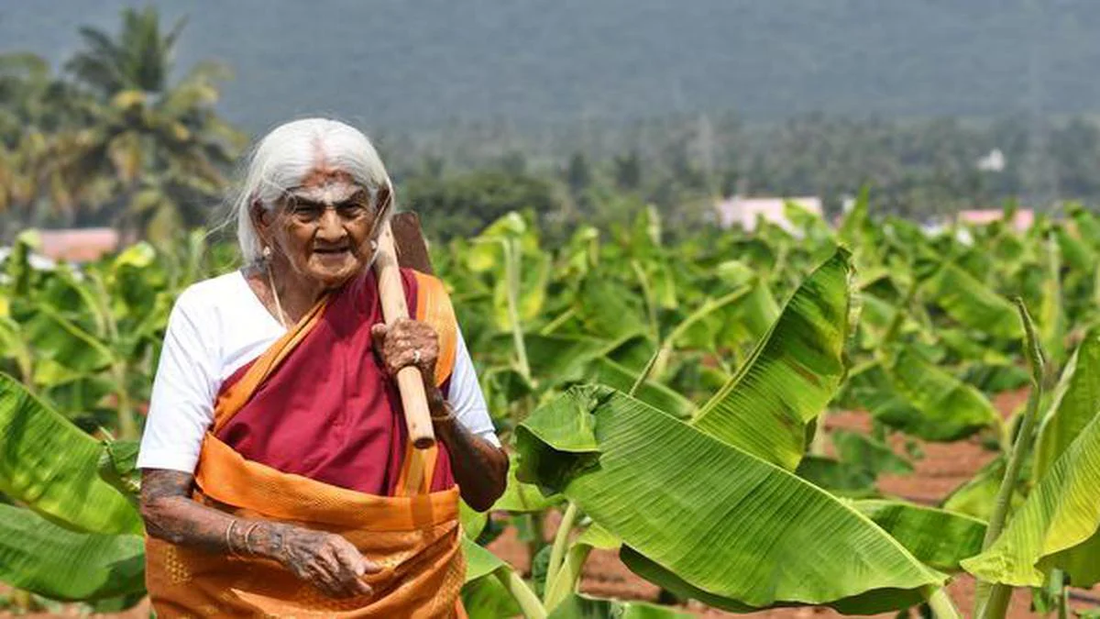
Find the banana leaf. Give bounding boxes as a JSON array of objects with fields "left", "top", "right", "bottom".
[
  {"left": 586, "top": 356, "right": 695, "bottom": 420},
  {"left": 1054, "top": 227, "right": 1095, "bottom": 285},
  {"left": 1070, "top": 204, "right": 1100, "bottom": 248},
  {"left": 492, "top": 454, "right": 563, "bottom": 512},
  {"left": 852, "top": 500, "right": 986, "bottom": 572},
  {"left": 0, "top": 373, "right": 142, "bottom": 534},
  {"left": 794, "top": 455, "right": 877, "bottom": 497},
  {"left": 0, "top": 504, "right": 144, "bottom": 600},
  {"left": 1037, "top": 235, "right": 1066, "bottom": 365},
  {"left": 574, "top": 275, "right": 650, "bottom": 341},
  {"left": 919, "top": 262, "right": 1022, "bottom": 340},
  {"left": 961, "top": 409, "right": 1100, "bottom": 587},
  {"left": 959, "top": 363, "right": 1030, "bottom": 394},
  {"left": 18, "top": 305, "right": 114, "bottom": 373},
  {"left": 692, "top": 249, "right": 854, "bottom": 470},
  {"left": 460, "top": 501, "right": 488, "bottom": 541},
  {"left": 941, "top": 456, "right": 1023, "bottom": 522},
  {"left": 517, "top": 386, "right": 944, "bottom": 611},
  {"left": 880, "top": 347, "right": 998, "bottom": 441},
  {"left": 523, "top": 332, "right": 635, "bottom": 384},
  {"left": 1035, "top": 329, "right": 1100, "bottom": 480},
  {"left": 461, "top": 576, "right": 522, "bottom": 619},
  {"left": 463, "top": 537, "right": 507, "bottom": 582},
  {"left": 832, "top": 430, "right": 913, "bottom": 477},
  {"left": 492, "top": 252, "right": 550, "bottom": 330}
]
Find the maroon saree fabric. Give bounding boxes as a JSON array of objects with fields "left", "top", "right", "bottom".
[{"left": 214, "top": 268, "right": 455, "bottom": 495}]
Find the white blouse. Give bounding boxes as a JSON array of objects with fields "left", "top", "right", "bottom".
[{"left": 136, "top": 270, "right": 500, "bottom": 474}]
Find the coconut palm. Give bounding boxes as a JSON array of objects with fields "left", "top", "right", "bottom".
[
  {"left": 0, "top": 53, "right": 99, "bottom": 234},
  {"left": 61, "top": 7, "right": 245, "bottom": 242}
]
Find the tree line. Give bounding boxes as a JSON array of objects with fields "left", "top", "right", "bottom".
[{"left": 3, "top": 7, "right": 1099, "bottom": 247}]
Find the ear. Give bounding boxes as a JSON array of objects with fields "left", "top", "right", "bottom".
[
  {"left": 376, "top": 184, "right": 394, "bottom": 216},
  {"left": 250, "top": 197, "right": 273, "bottom": 245},
  {"left": 366, "top": 184, "right": 394, "bottom": 243}
]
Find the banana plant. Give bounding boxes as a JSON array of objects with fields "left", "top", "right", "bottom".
[{"left": 0, "top": 373, "right": 145, "bottom": 605}]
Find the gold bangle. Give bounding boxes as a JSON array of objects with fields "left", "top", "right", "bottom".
[{"left": 243, "top": 522, "right": 263, "bottom": 556}]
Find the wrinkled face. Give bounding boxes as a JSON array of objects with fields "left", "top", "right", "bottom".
[{"left": 256, "top": 168, "right": 388, "bottom": 289}]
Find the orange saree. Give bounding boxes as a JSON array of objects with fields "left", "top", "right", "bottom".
[{"left": 145, "top": 269, "right": 467, "bottom": 618}]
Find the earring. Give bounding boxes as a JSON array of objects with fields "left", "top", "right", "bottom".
[
  {"left": 370, "top": 239, "right": 378, "bottom": 252},
  {"left": 262, "top": 246, "right": 272, "bottom": 260}
]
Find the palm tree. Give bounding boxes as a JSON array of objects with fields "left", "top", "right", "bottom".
[
  {"left": 0, "top": 53, "right": 99, "bottom": 236},
  {"left": 62, "top": 6, "right": 246, "bottom": 242}
]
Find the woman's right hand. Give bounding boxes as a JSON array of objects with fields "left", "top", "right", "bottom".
[{"left": 272, "top": 524, "right": 382, "bottom": 598}]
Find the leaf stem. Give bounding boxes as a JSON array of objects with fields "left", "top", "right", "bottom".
[
  {"left": 494, "top": 568, "right": 547, "bottom": 619},
  {"left": 504, "top": 239, "right": 531, "bottom": 381},
  {"left": 543, "top": 543, "right": 593, "bottom": 612},
  {"left": 631, "top": 260, "right": 660, "bottom": 342},
  {"left": 974, "top": 298, "right": 1045, "bottom": 619},
  {"left": 539, "top": 307, "right": 576, "bottom": 335},
  {"left": 923, "top": 586, "right": 962, "bottom": 619},
  {"left": 112, "top": 363, "right": 138, "bottom": 441},
  {"left": 544, "top": 502, "right": 579, "bottom": 601}
]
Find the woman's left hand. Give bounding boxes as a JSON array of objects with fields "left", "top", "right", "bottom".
[
  {"left": 371, "top": 318, "right": 508, "bottom": 511},
  {"left": 370, "top": 318, "right": 439, "bottom": 387}
]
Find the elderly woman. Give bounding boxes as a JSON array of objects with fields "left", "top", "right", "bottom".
[{"left": 136, "top": 118, "right": 508, "bottom": 616}]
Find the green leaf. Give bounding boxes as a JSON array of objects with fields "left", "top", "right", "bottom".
[
  {"left": 586, "top": 357, "right": 695, "bottom": 420},
  {"left": 460, "top": 500, "right": 488, "bottom": 540},
  {"left": 919, "top": 262, "right": 1022, "bottom": 339},
  {"left": 1035, "top": 329, "right": 1100, "bottom": 481},
  {"left": 97, "top": 439, "right": 140, "bottom": 506},
  {"left": 462, "top": 537, "right": 507, "bottom": 583},
  {"left": 523, "top": 332, "right": 641, "bottom": 386},
  {"left": 0, "top": 374, "right": 141, "bottom": 534},
  {"left": 692, "top": 249, "right": 854, "bottom": 470},
  {"left": 492, "top": 454, "right": 564, "bottom": 512},
  {"left": 20, "top": 305, "right": 114, "bottom": 373},
  {"left": 0, "top": 504, "right": 144, "bottom": 600},
  {"left": 517, "top": 386, "right": 943, "bottom": 610},
  {"left": 832, "top": 430, "right": 913, "bottom": 477},
  {"left": 460, "top": 574, "right": 522, "bottom": 619},
  {"left": 794, "top": 455, "right": 877, "bottom": 497},
  {"left": 961, "top": 410, "right": 1100, "bottom": 587},
  {"left": 941, "top": 456, "right": 1023, "bottom": 522},
  {"left": 852, "top": 500, "right": 986, "bottom": 572},
  {"left": 573, "top": 276, "right": 649, "bottom": 341},
  {"left": 882, "top": 347, "right": 999, "bottom": 441}
]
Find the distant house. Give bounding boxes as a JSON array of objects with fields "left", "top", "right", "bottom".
[
  {"left": 714, "top": 196, "right": 824, "bottom": 233},
  {"left": 957, "top": 209, "right": 1034, "bottom": 232},
  {"left": 21, "top": 228, "right": 121, "bottom": 263}
]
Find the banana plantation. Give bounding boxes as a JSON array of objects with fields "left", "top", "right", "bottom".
[{"left": 2, "top": 198, "right": 1100, "bottom": 618}]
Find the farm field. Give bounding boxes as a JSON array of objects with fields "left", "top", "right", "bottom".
[
  {"left": 3, "top": 199, "right": 1100, "bottom": 618},
  {"left": 478, "top": 398, "right": 1100, "bottom": 618},
  {"left": 4, "top": 399, "right": 1097, "bottom": 619}
]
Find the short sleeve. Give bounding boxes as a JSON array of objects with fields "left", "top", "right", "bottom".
[
  {"left": 447, "top": 327, "right": 501, "bottom": 448},
  {"left": 136, "top": 291, "right": 218, "bottom": 473}
]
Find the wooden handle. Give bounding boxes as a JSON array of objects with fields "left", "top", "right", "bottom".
[{"left": 374, "top": 221, "right": 436, "bottom": 450}]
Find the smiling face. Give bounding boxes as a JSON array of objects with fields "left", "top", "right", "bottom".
[{"left": 255, "top": 168, "right": 388, "bottom": 290}]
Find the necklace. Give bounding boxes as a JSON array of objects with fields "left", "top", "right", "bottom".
[{"left": 265, "top": 263, "right": 290, "bottom": 330}]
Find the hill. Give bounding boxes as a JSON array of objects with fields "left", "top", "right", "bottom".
[{"left": 0, "top": 0, "right": 1097, "bottom": 132}]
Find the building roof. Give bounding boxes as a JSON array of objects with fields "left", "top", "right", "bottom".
[
  {"left": 714, "top": 196, "right": 824, "bottom": 233},
  {"left": 957, "top": 209, "right": 1034, "bottom": 232},
  {"left": 35, "top": 228, "right": 120, "bottom": 263}
]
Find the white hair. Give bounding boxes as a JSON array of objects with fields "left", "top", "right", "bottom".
[{"left": 233, "top": 118, "right": 393, "bottom": 264}]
